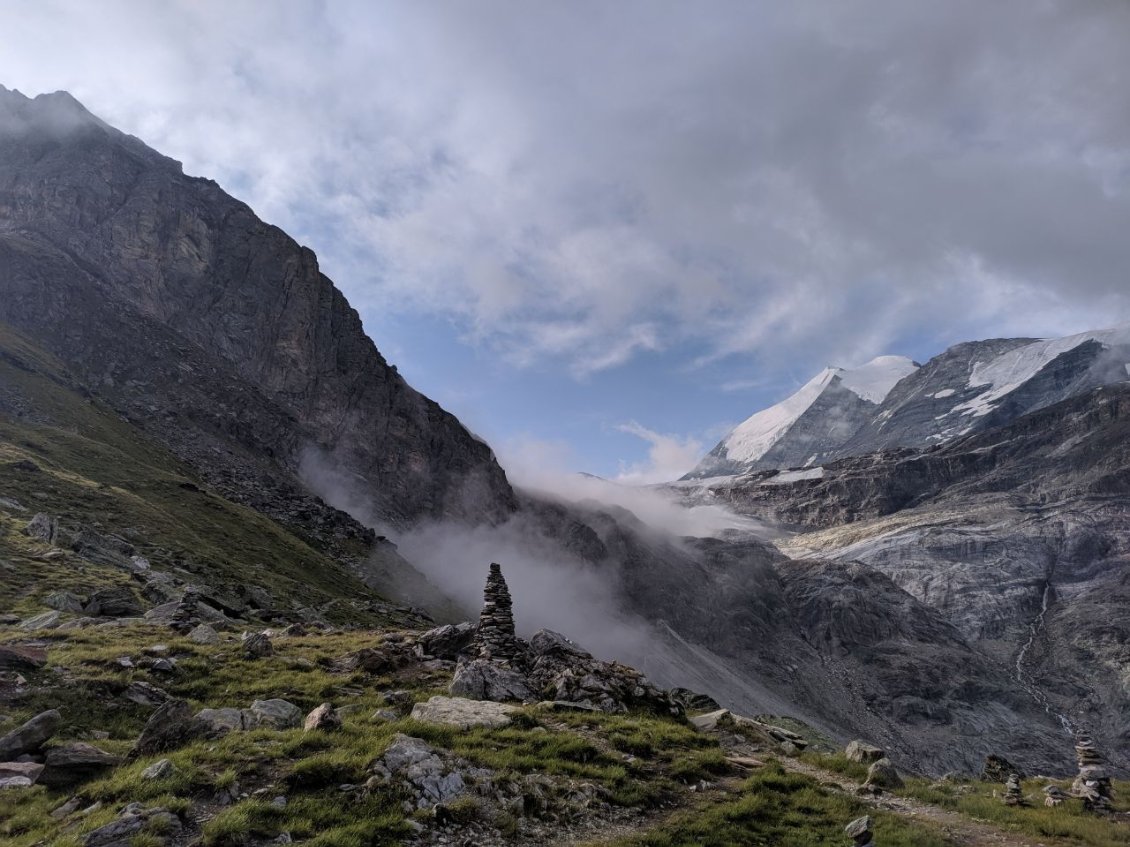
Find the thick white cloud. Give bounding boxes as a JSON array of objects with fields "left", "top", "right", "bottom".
[{"left": 1, "top": 0, "right": 1129, "bottom": 377}]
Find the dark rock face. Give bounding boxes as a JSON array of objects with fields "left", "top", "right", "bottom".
[{"left": 0, "top": 86, "right": 515, "bottom": 529}]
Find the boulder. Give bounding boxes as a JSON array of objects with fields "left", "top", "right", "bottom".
[
  {"left": 865, "top": 757, "right": 904, "bottom": 789},
  {"left": 303, "top": 703, "right": 342, "bottom": 732},
  {"left": 690, "top": 709, "right": 736, "bottom": 732},
  {"left": 529, "top": 629, "right": 588, "bottom": 659},
  {"left": 336, "top": 645, "right": 414, "bottom": 674},
  {"left": 410, "top": 696, "right": 520, "bottom": 729},
  {"left": 141, "top": 758, "right": 176, "bottom": 780},
  {"left": 195, "top": 708, "right": 247, "bottom": 736},
  {"left": 845, "top": 740, "right": 886, "bottom": 764},
  {"left": 40, "top": 743, "right": 120, "bottom": 787},
  {"left": 44, "top": 591, "right": 85, "bottom": 613},
  {"left": 24, "top": 513, "right": 60, "bottom": 543},
  {"left": 245, "top": 699, "right": 302, "bottom": 730},
  {"left": 123, "top": 681, "right": 169, "bottom": 707},
  {"left": 418, "top": 622, "right": 476, "bottom": 660},
  {"left": 670, "top": 687, "right": 722, "bottom": 713},
  {"left": 0, "top": 645, "right": 47, "bottom": 672},
  {"left": 187, "top": 623, "right": 220, "bottom": 645},
  {"left": 0, "top": 776, "right": 33, "bottom": 789},
  {"left": 70, "top": 527, "right": 135, "bottom": 570},
  {"left": 84, "top": 586, "right": 142, "bottom": 618},
  {"left": 0, "top": 761, "right": 44, "bottom": 783},
  {"left": 845, "top": 814, "right": 873, "bottom": 845},
  {"left": 82, "top": 805, "right": 182, "bottom": 847},
  {"left": 241, "top": 632, "right": 272, "bottom": 659},
  {"left": 19, "top": 610, "right": 62, "bottom": 630},
  {"left": 132, "top": 699, "right": 204, "bottom": 756},
  {"left": 370, "top": 733, "right": 466, "bottom": 808},
  {"left": 0, "top": 709, "right": 61, "bottom": 760},
  {"left": 449, "top": 659, "right": 533, "bottom": 702}
]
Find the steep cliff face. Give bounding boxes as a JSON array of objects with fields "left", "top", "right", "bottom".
[{"left": 0, "top": 86, "right": 515, "bottom": 526}]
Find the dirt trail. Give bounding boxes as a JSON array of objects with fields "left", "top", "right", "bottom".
[{"left": 778, "top": 756, "right": 1052, "bottom": 847}]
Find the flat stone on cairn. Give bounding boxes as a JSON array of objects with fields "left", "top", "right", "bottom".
[{"left": 474, "top": 563, "right": 520, "bottom": 663}]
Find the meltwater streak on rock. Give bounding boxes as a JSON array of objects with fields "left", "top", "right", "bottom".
[{"left": 1013, "top": 580, "right": 1075, "bottom": 737}]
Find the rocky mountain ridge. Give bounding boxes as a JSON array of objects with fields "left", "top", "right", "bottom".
[
  {"left": 688, "top": 327, "right": 1130, "bottom": 480},
  {"left": 0, "top": 85, "right": 515, "bottom": 529}
]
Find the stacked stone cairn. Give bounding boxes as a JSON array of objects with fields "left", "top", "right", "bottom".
[
  {"left": 844, "top": 814, "right": 874, "bottom": 846},
  {"left": 474, "top": 563, "right": 521, "bottom": 664},
  {"left": 1071, "top": 735, "right": 1113, "bottom": 812},
  {"left": 1002, "top": 773, "right": 1025, "bottom": 806}
]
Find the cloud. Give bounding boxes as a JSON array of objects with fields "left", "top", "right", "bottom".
[
  {"left": 1, "top": 0, "right": 1129, "bottom": 377},
  {"left": 614, "top": 422, "right": 704, "bottom": 485}
]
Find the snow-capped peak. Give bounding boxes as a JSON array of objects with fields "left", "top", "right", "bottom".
[{"left": 718, "top": 355, "right": 917, "bottom": 465}]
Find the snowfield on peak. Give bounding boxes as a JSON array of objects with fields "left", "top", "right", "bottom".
[
  {"left": 837, "top": 355, "right": 920, "bottom": 403},
  {"left": 953, "top": 324, "right": 1130, "bottom": 418}
]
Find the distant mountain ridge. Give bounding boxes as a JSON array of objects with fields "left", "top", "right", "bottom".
[{"left": 687, "top": 327, "right": 1130, "bottom": 479}]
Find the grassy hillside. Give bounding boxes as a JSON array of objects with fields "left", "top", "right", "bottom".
[{"left": 0, "top": 323, "right": 392, "bottom": 623}]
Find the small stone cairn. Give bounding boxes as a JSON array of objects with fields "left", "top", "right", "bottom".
[
  {"left": 844, "top": 814, "right": 874, "bottom": 846},
  {"left": 473, "top": 563, "right": 521, "bottom": 663},
  {"left": 1002, "top": 773, "right": 1025, "bottom": 806},
  {"left": 1071, "top": 735, "right": 1113, "bottom": 812}
]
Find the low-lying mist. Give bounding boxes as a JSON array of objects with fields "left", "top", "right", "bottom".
[{"left": 298, "top": 445, "right": 767, "bottom": 675}]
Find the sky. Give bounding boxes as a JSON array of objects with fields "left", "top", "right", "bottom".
[{"left": 1, "top": 0, "right": 1129, "bottom": 483}]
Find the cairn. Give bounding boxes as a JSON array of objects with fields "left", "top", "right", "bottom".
[
  {"left": 474, "top": 563, "right": 521, "bottom": 663},
  {"left": 1002, "top": 773, "right": 1025, "bottom": 806},
  {"left": 1071, "top": 735, "right": 1113, "bottom": 812},
  {"left": 844, "top": 815, "right": 874, "bottom": 846}
]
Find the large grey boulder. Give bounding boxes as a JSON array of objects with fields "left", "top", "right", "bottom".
[
  {"left": 865, "top": 757, "right": 904, "bottom": 789},
  {"left": 132, "top": 699, "right": 204, "bottom": 756},
  {"left": 418, "top": 622, "right": 476, "bottom": 660},
  {"left": 371, "top": 734, "right": 467, "bottom": 809},
  {"left": 0, "top": 761, "right": 44, "bottom": 783},
  {"left": 195, "top": 708, "right": 246, "bottom": 736},
  {"left": 410, "top": 696, "right": 520, "bottom": 729},
  {"left": 303, "top": 703, "right": 341, "bottom": 732},
  {"left": 0, "top": 645, "right": 47, "bottom": 671},
  {"left": 84, "top": 586, "right": 142, "bottom": 618},
  {"left": 845, "top": 740, "right": 886, "bottom": 764},
  {"left": 40, "top": 742, "right": 120, "bottom": 786},
  {"left": 24, "top": 513, "right": 60, "bottom": 543},
  {"left": 0, "top": 709, "right": 61, "bottom": 759},
  {"left": 244, "top": 699, "right": 302, "bottom": 729},
  {"left": 82, "top": 805, "right": 182, "bottom": 847},
  {"left": 19, "top": 610, "right": 62, "bottom": 630},
  {"left": 449, "top": 659, "right": 533, "bottom": 702},
  {"left": 44, "top": 591, "right": 85, "bottom": 613},
  {"left": 187, "top": 623, "right": 220, "bottom": 645}
]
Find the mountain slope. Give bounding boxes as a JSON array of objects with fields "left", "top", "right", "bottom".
[{"left": 0, "top": 85, "right": 515, "bottom": 529}]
